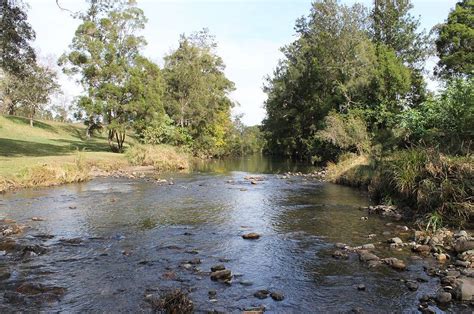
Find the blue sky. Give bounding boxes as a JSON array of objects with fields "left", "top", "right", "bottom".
[{"left": 28, "top": 0, "right": 458, "bottom": 125}]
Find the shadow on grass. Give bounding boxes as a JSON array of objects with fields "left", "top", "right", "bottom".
[
  {"left": 3, "top": 115, "right": 58, "bottom": 133},
  {"left": 0, "top": 137, "right": 110, "bottom": 157}
]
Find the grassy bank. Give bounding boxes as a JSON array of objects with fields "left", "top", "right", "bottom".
[
  {"left": 326, "top": 150, "right": 474, "bottom": 228},
  {"left": 0, "top": 115, "right": 191, "bottom": 193}
]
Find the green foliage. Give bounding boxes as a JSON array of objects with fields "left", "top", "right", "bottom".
[
  {"left": 435, "top": 0, "right": 474, "bottom": 78},
  {"left": 263, "top": 0, "right": 377, "bottom": 160},
  {"left": 60, "top": 0, "right": 149, "bottom": 152},
  {"left": 0, "top": 0, "right": 36, "bottom": 77},
  {"left": 370, "top": 0, "right": 429, "bottom": 66},
  {"left": 163, "top": 29, "right": 235, "bottom": 157},
  {"left": 317, "top": 111, "right": 371, "bottom": 155},
  {"left": 399, "top": 78, "right": 474, "bottom": 153},
  {"left": 141, "top": 115, "right": 192, "bottom": 147}
]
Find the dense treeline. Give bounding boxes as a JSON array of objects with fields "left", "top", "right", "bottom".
[
  {"left": 0, "top": 0, "right": 264, "bottom": 157},
  {"left": 263, "top": 0, "right": 473, "bottom": 226}
]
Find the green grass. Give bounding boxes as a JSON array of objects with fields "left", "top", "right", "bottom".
[{"left": 0, "top": 115, "right": 128, "bottom": 177}]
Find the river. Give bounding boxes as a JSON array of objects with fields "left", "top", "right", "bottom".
[{"left": 0, "top": 156, "right": 457, "bottom": 312}]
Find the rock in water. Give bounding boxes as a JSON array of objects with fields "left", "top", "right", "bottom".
[
  {"left": 436, "top": 291, "right": 452, "bottom": 304},
  {"left": 211, "top": 264, "right": 225, "bottom": 272},
  {"left": 242, "top": 233, "right": 260, "bottom": 240},
  {"left": 405, "top": 281, "right": 419, "bottom": 291},
  {"left": 254, "top": 290, "right": 269, "bottom": 299},
  {"left": 210, "top": 270, "right": 232, "bottom": 281},
  {"left": 358, "top": 250, "right": 380, "bottom": 262},
  {"left": 270, "top": 292, "right": 284, "bottom": 301}
]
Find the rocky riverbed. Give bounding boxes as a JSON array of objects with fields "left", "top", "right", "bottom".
[{"left": 0, "top": 157, "right": 472, "bottom": 312}]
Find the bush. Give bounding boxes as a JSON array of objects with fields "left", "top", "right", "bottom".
[
  {"left": 398, "top": 78, "right": 473, "bottom": 154},
  {"left": 126, "top": 144, "right": 190, "bottom": 171},
  {"left": 141, "top": 116, "right": 193, "bottom": 147},
  {"left": 317, "top": 110, "right": 372, "bottom": 156}
]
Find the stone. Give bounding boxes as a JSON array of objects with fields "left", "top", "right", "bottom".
[
  {"left": 189, "top": 258, "right": 201, "bottom": 265},
  {"left": 31, "top": 217, "right": 45, "bottom": 221},
  {"left": 208, "top": 290, "right": 217, "bottom": 297},
  {"left": 388, "top": 237, "right": 403, "bottom": 245},
  {"left": 332, "top": 250, "right": 349, "bottom": 259},
  {"left": 454, "top": 231, "right": 468, "bottom": 238},
  {"left": 357, "top": 284, "right": 366, "bottom": 291},
  {"left": 211, "top": 264, "right": 225, "bottom": 272},
  {"left": 270, "top": 292, "right": 284, "bottom": 301},
  {"left": 239, "top": 280, "right": 253, "bottom": 286},
  {"left": 437, "top": 253, "right": 447, "bottom": 263},
  {"left": 454, "top": 239, "right": 474, "bottom": 253},
  {"left": 210, "top": 270, "right": 232, "bottom": 281},
  {"left": 358, "top": 250, "right": 380, "bottom": 262},
  {"left": 436, "top": 291, "right": 452, "bottom": 303},
  {"left": 413, "top": 245, "right": 431, "bottom": 253},
  {"left": 453, "top": 277, "right": 474, "bottom": 301},
  {"left": 254, "top": 290, "right": 269, "bottom": 299},
  {"left": 242, "top": 233, "right": 260, "bottom": 240},
  {"left": 455, "top": 260, "right": 471, "bottom": 268},
  {"left": 382, "top": 257, "right": 406, "bottom": 271},
  {"left": 362, "top": 244, "right": 375, "bottom": 250},
  {"left": 406, "top": 281, "right": 419, "bottom": 291}
]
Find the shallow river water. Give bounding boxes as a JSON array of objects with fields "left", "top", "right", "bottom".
[{"left": 0, "top": 156, "right": 464, "bottom": 312}]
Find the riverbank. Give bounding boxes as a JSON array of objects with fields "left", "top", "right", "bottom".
[
  {"left": 325, "top": 151, "right": 473, "bottom": 229},
  {"left": 0, "top": 115, "right": 192, "bottom": 193}
]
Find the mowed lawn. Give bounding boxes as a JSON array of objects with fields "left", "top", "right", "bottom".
[{"left": 0, "top": 115, "right": 127, "bottom": 176}]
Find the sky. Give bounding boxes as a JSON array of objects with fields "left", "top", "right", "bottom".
[{"left": 27, "top": 0, "right": 458, "bottom": 126}]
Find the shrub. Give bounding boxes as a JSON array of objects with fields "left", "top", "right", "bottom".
[{"left": 317, "top": 110, "right": 372, "bottom": 156}]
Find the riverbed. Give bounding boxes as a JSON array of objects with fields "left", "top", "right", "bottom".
[{"left": 0, "top": 156, "right": 466, "bottom": 312}]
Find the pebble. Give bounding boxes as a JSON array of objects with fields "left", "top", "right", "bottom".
[
  {"left": 242, "top": 233, "right": 260, "bottom": 240},
  {"left": 357, "top": 284, "right": 366, "bottom": 291}
]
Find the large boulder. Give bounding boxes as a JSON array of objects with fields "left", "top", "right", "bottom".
[{"left": 453, "top": 277, "right": 474, "bottom": 301}]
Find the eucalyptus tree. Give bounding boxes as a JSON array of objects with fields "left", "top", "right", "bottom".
[{"left": 60, "top": 0, "right": 151, "bottom": 152}]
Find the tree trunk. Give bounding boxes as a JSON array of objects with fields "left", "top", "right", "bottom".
[{"left": 30, "top": 117, "right": 34, "bottom": 127}]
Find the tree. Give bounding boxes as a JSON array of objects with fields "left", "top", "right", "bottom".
[
  {"left": 263, "top": 0, "right": 377, "bottom": 160},
  {"left": 163, "top": 29, "right": 235, "bottom": 156},
  {"left": 18, "top": 64, "right": 60, "bottom": 127},
  {"left": 370, "top": 0, "right": 429, "bottom": 66},
  {"left": 0, "top": 0, "right": 36, "bottom": 76},
  {"left": 370, "top": 0, "right": 430, "bottom": 106},
  {"left": 60, "top": 0, "right": 148, "bottom": 152},
  {"left": 435, "top": 0, "right": 474, "bottom": 78},
  {"left": 0, "top": 69, "right": 22, "bottom": 114}
]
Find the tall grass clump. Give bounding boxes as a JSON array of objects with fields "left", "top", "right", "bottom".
[
  {"left": 0, "top": 153, "right": 91, "bottom": 193},
  {"left": 370, "top": 149, "right": 473, "bottom": 226},
  {"left": 16, "top": 153, "right": 90, "bottom": 188},
  {"left": 126, "top": 144, "right": 190, "bottom": 172}
]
